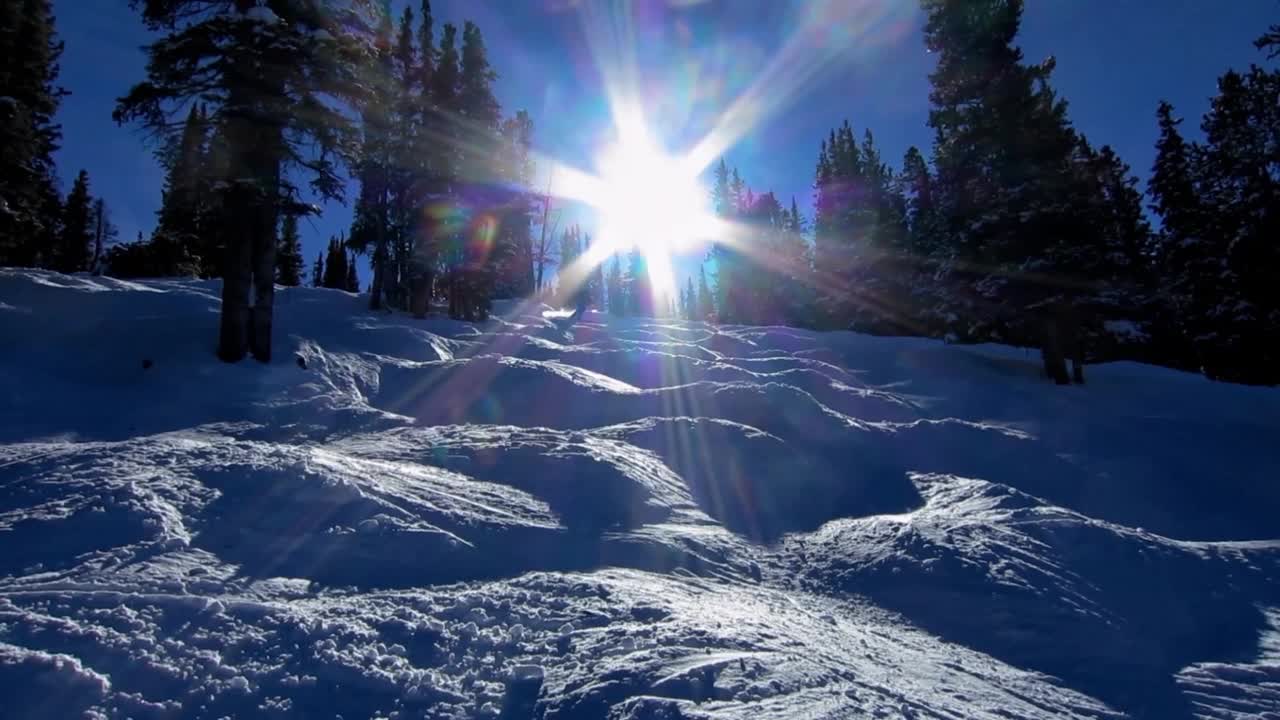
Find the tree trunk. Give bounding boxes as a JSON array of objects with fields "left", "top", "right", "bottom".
[
  {"left": 248, "top": 198, "right": 276, "bottom": 363},
  {"left": 410, "top": 269, "right": 431, "bottom": 318},
  {"left": 369, "top": 241, "right": 385, "bottom": 311},
  {"left": 409, "top": 218, "right": 434, "bottom": 318},
  {"left": 217, "top": 188, "right": 253, "bottom": 363},
  {"left": 92, "top": 210, "right": 104, "bottom": 275}
]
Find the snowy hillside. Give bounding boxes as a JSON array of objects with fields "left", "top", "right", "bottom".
[{"left": 1, "top": 268, "right": 1278, "bottom": 720}]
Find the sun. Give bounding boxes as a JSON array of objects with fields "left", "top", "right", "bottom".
[{"left": 592, "top": 132, "right": 717, "bottom": 297}]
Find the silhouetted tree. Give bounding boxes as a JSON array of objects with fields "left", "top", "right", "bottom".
[
  {"left": 116, "top": 0, "right": 372, "bottom": 362},
  {"left": 275, "top": 213, "right": 303, "bottom": 286},
  {"left": 0, "top": 0, "right": 65, "bottom": 267}
]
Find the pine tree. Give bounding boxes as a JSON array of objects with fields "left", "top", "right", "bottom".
[
  {"left": 0, "top": 0, "right": 65, "bottom": 267},
  {"left": 453, "top": 21, "right": 502, "bottom": 321},
  {"left": 697, "top": 264, "right": 713, "bottom": 321},
  {"left": 275, "top": 213, "right": 303, "bottom": 286},
  {"left": 777, "top": 196, "right": 815, "bottom": 327},
  {"left": 89, "top": 198, "right": 116, "bottom": 275},
  {"left": 435, "top": 23, "right": 465, "bottom": 317},
  {"left": 1152, "top": 63, "right": 1280, "bottom": 384},
  {"left": 709, "top": 160, "right": 740, "bottom": 321},
  {"left": 900, "top": 146, "right": 937, "bottom": 254},
  {"left": 322, "top": 236, "right": 350, "bottom": 290},
  {"left": 1148, "top": 100, "right": 1213, "bottom": 372},
  {"left": 683, "top": 277, "right": 696, "bottom": 320},
  {"left": 923, "top": 0, "right": 1088, "bottom": 345},
  {"left": 116, "top": 1, "right": 371, "bottom": 363},
  {"left": 312, "top": 252, "right": 325, "bottom": 288},
  {"left": 590, "top": 237, "right": 605, "bottom": 309},
  {"left": 348, "top": 6, "right": 399, "bottom": 310},
  {"left": 493, "top": 111, "right": 536, "bottom": 299},
  {"left": 346, "top": 252, "right": 360, "bottom": 293},
  {"left": 54, "top": 170, "right": 91, "bottom": 273},
  {"left": 607, "top": 256, "right": 625, "bottom": 316},
  {"left": 627, "top": 249, "right": 651, "bottom": 316},
  {"left": 153, "top": 104, "right": 210, "bottom": 276},
  {"left": 1257, "top": 16, "right": 1279, "bottom": 58},
  {"left": 407, "top": 0, "right": 439, "bottom": 317}
]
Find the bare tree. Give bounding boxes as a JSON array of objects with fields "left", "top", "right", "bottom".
[{"left": 533, "top": 170, "right": 561, "bottom": 292}]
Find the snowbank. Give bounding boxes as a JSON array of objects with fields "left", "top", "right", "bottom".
[{"left": 1, "top": 268, "right": 1278, "bottom": 718}]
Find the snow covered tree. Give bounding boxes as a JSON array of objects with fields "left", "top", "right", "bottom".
[
  {"left": 275, "top": 213, "right": 303, "bottom": 287},
  {"left": 54, "top": 169, "right": 91, "bottom": 273},
  {"left": 0, "top": 0, "right": 65, "bottom": 267},
  {"left": 116, "top": 0, "right": 374, "bottom": 363}
]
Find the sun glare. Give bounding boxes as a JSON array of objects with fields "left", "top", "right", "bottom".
[{"left": 592, "top": 131, "right": 716, "bottom": 297}]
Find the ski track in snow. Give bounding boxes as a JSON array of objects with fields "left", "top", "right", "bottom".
[{"left": 1, "top": 269, "right": 1278, "bottom": 719}]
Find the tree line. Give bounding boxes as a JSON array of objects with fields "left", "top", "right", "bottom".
[
  {"left": 1, "top": 0, "right": 543, "bottom": 363},
  {"left": 2, "top": 1, "right": 1277, "bottom": 385},
  {"left": 698, "top": 0, "right": 1279, "bottom": 385}
]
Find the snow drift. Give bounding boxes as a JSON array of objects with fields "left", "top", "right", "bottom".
[{"left": 1, "top": 268, "right": 1277, "bottom": 719}]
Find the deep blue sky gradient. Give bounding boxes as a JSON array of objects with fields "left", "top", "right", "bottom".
[{"left": 51, "top": 0, "right": 1275, "bottom": 286}]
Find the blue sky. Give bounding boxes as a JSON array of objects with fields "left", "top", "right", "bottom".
[{"left": 52, "top": 0, "right": 1275, "bottom": 286}]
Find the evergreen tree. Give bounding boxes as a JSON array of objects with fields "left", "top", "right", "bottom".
[
  {"left": 89, "top": 197, "right": 117, "bottom": 275},
  {"left": 809, "top": 122, "right": 912, "bottom": 332},
  {"left": 452, "top": 21, "right": 503, "bottom": 322},
  {"left": 922, "top": 0, "right": 1088, "bottom": 344},
  {"left": 322, "top": 236, "right": 350, "bottom": 290},
  {"left": 607, "top": 256, "right": 625, "bottom": 316},
  {"left": 346, "top": 252, "right": 360, "bottom": 293},
  {"left": 708, "top": 159, "right": 739, "bottom": 321},
  {"left": 348, "top": 6, "right": 399, "bottom": 310},
  {"left": 697, "top": 264, "right": 713, "bottom": 321},
  {"left": 55, "top": 169, "right": 91, "bottom": 273},
  {"left": 627, "top": 249, "right": 650, "bottom": 316},
  {"left": 116, "top": 1, "right": 371, "bottom": 363},
  {"left": 591, "top": 238, "right": 605, "bottom": 309},
  {"left": 900, "top": 146, "right": 937, "bottom": 254},
  {"left": 406, "top": 0, "right": 439, "bottom": 317},
  {"left": 683, "top": 277, "right": 696, "bottom": 320},
  {"left": 312, "top": 252, "right": 325, "bottom": 288},
  {"left": 153, "top": 104, "right": 211, "bottom": 276},
  {"left": 493, "top": 111, "right": 536, "bottom": 299},
  {"left": 1148, "top": 100, "right": 1213, "bottom": 371},
  {"left": 275, "top": 213, "right": 303, "bottom": 287},
  {"left": 0, "top": 0, "right": 65, "bottom": 266},
  {"left": 1257, "top": 16, "right": 1279, "bottom": 58},
  {"left": 1148, "top": 63, "right": 1280, "bottom": 384}
]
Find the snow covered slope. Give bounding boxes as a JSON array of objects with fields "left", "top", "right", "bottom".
[{"left": 1, "top": 268, "right": 1277, "bottom": 719}]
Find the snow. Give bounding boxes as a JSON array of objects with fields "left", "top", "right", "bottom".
[
  {"left": 1104, "top": 319, "right": 1148, "bottom": 342},
  {"left": 1, "top": 268, "right": 1278, "bottom": 719},
  {"left": 243, "top": 6, "right": 280, "bottom": 25}
]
